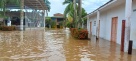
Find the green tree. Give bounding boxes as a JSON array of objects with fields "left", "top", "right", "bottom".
[{"left": 63, "top": 0, "right": 77, "bottom": 28}]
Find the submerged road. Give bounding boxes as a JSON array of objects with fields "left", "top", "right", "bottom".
[{"left": 0, "top": 29, "right": 136, "bottom": 61}]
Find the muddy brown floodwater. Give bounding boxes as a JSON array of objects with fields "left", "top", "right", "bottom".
[{"left": 0, "top": 29, "right": 136, "bottom": 61}]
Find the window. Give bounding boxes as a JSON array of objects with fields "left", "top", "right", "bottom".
[{"left": 94, "top": 21, "right": 96, "bottom": 26}]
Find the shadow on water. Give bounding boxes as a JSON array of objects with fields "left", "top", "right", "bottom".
[{"left": 0, "top": 29, "right": 136, "bottom": 61}]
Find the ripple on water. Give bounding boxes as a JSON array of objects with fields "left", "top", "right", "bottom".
[{"left": 0, "top": 29, "right": 136, "bottom": 61}]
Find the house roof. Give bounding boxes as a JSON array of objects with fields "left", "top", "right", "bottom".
[{"left": 87, "top": 0, "right": 125, "bottom": 18}]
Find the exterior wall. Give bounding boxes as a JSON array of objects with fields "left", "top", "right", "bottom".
[
  {"left": 87, "top": 16, "right": 97, "bottom": 37},
  {"left": 91, "top": 16, "right": 97, "bottom": 36},
  {"left": 87, "top": 0, "right": 136, "bottom": 49},
  {"left": 130, "top": 0, "right": 136, "bottom": 49},
  {"left": 102, "top": 3, "right": 125, "bottom": 44}
]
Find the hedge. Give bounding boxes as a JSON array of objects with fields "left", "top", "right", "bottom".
[
  {"left": 0, "top": 26, "right": 16, "bottom": 31},
  {"left": 70, "top": 28, "right": 88, "bottom": 39}
]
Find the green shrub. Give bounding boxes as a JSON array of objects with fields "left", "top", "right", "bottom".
[
  {"left": 51, "top": 21, "right": 56, "bottom": 28},
  {"left": 0, "top": 26, "right": 16, "bottom": 31}
]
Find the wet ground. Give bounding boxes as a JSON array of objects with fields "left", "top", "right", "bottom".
[{"left": 0, "top": 29, "right": 136, "bottom": 61}]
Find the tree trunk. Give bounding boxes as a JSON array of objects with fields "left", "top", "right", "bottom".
[
  {"left": 73, "top": 0, "right": 77, "bottom": 28},
  {"left": 78, "top": 0, "right": 82, "bottom": 28}
]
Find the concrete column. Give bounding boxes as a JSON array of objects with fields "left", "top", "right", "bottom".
[
  {"left": 96, "top": 10, "right": 100, "bottom": 39},
  {"left": 20, "top": 0, "right": 24, "bottom": 31},
  {"left": 87, "top": 15, "right": 90, "bottom": 31},
  {"left": 124, "top": 0, "right": 132, "bottom": 52},
  {"left": 87, "top": 15, "right": 89, "bottom": 21}
]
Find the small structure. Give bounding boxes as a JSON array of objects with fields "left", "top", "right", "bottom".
[
  {"left": 51, "top": 13, "right": 64, "bottom": 28},
  {"left": 0, "top": 0, "right": 49, "bottom": 30},
  {"left": 87, "top": 0, "right": 136, "bottom": 52}
]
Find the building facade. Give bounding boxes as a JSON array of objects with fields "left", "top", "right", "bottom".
[{"left": 87, "top": 0, "right": 136, "bottom": 50}]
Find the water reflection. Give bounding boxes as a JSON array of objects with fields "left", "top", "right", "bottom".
[{"left": 0, "top": 29, "right": 136, "bottom": 61}]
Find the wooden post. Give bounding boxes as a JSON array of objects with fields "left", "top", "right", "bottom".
[
  {"left": 124, "top": 0, "right": 132, "bottom": 52},
  {"left": 121, "top": 20, "right": 125, "bottom": 52},
  {"left": 20, "top": 0, "right": 24, "bottom": 31},
  {"left": 128, "top": 40, "right": 133, "bottom": 54}
]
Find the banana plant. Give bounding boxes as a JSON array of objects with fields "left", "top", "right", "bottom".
[{"left": 63, "top": 0, "right": 83, "bottom": 28}]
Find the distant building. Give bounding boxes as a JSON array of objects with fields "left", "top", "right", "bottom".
[{"left": 51, "top": 13, "right": 64, "bottom": 28}]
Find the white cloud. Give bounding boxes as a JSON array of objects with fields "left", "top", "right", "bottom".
[{"left": 48, "top": 0, "right": 110, "bottom": 16}]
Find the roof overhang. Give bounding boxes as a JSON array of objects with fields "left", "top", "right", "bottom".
[
  {"left": 24, "top": 0, "right": 47, "bottom": 10},
  {"left": 88, "top": 0, "right": 125, "bottom": 18},
  {"left": 6, "top": 0, "right": 48, "bottom": 10},
  {"left": 51, "top": 16, "right": 64, "bottom": 18}
]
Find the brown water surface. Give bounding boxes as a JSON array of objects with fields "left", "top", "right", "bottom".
[{"left": 0, "top": 29, "right": 136, "bottom": 61}]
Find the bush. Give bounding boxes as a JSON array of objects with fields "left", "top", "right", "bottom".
[
  {"left": 0, "top": 26, "right": 16, "bottom": 31},
  {"left": 78, "top": 29, "right": 88, "bottom": 39},
  {"left": 70, "top": 28, "right": 88, "bottom": 39}
]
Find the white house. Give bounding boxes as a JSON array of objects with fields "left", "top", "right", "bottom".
[{"left": 87, "top": 0, "right": 136, "bottom": 52}]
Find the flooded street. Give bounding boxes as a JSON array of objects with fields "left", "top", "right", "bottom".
[{"left": 0, "top": 29, "right": 136, "bottom": 61}]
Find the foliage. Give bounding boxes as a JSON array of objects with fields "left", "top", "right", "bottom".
[
  {"left": 0, "top": 26, "right": 16, "bottom": 31},
  {"left": 59, "top": 21, "right": 63, "bottom": 26},
  {"left": 63, "top": 0, "right": 87, "bottom": 28},
  {"left": 45, "top": 17, "right": 51, "bottom": 24},
  {"left": 50, "top": 20, "right": 56, "bottom": 28},
  {"left": 67, "top": 14, "right": 73, "bottom": 22},
  {"left": 66, "top": 20, "right": 72, "bottom": 28},
  {"left": 44, "top": 0, "right": 51, "bottom": 11},
  {"left": 63, "top": 3, "right": 74, "bottom": 18},
  {"left": 70, "top": 28, "right": 88, "bottom": 39}
]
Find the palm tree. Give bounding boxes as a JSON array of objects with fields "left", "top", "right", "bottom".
[
  {"left": 63, "top": 0, "right": 78, "bottom": 28},
  {"left": 63, "top": 0, "right": 82, "bottom": 28},
  {"left": 44, "top": 0, "right": 51, "bottom": 16}
]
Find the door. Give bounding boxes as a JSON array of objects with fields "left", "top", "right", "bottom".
[
  {"left": 111, "top": 17, "right": 118, "bottom": 42},
  {"left": 90, "top": 22, "right": 92, "bottom": 35}
]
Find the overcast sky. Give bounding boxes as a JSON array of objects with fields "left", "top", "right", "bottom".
[{"left": 48, "top": 0, "right": 110, "bottom": 16}]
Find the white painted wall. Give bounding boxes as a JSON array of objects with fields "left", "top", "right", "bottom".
[
  {"left": 130, "top": 0, "right": 136, "bottom": 49},
  {"left": 103, "top": 3, "right": 125, "bottom": 44},
  {"left": 87, "top": 1, "right": 136, "bottom": 49}
]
